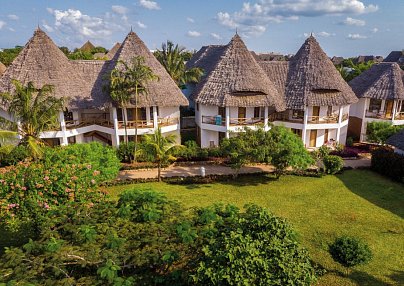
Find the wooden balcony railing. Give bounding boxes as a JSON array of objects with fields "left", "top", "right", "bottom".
[
  {"left": 118, "top": 117, "right": 179, "bottom": 129},
  {"left": 269, "top": 113, "right": 304, "bottom": 123},
  {"left": 158, "top": 117, "right": 179, "bottom": 127},
  {"left": 65, "top": 119, "right": 113, "bottom": 129},
  {"left": 201, "top": 116, "right": 264, "bottom": 126},
  {"left": 341, "top": 113, "right": 349, "bottom": 122},
  {"left": 308, "top": 115, "right": 338, "bottom": 124},
  {"left": 395, "top": 112, "right": 404, "bottom": 120},
  {"left": 365, "top": 110, "right": 393, "bottom": 119},
  {"left": 202, "top": 116, "right": 226, "bottom": 126}
]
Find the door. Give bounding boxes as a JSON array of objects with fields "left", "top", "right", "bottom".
[
  {"left": 309, "top": 130, "right": 317, "bottom": 147},
  {"left": 238, "top": 107, "right": 246, "bottom": 125},
  {"left": 254, "top": 107, "right": 261, "bottom": 118},
  {"left": 385, "top": 100, "right": 394, "bottom": 118},
  {"left": 312, "top": 106, "right": 320, "bottom": 117},
  {"left": 324, "top": 129, "right": 329, "bottom": 144}
]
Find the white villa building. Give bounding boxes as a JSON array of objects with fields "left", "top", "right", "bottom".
[
  {"left": 188, "top": 35, "right": 357, "bottom": 148},
  {"left": 0, "top": 28, "right": 188, "bottom": 146},
  {"left": 348, "top": 62, "right": 404, "bottom": 141}
]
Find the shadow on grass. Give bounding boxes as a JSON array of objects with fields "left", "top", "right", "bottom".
[
  {"left": 218, "top": 173, "right": 278, "bottom": 187},
  {"left": 337, "top": 170, "right": 404, "bottom": 219},
  {"left": 388, "top": 270, "right": 404, "bottom": 285}
]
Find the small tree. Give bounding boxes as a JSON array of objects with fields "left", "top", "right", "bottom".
[
  {"left": 140, "top": 128, "right": 178, "bottom": 181},
  {"left": 329, "top": 236, "right": 372, "bottom": 275},
  {"left": 366, "top": 121, "right": 404, "bottom": 144},
  {"left": 323, "top": 155, "right": 344, "bottom": 174}
]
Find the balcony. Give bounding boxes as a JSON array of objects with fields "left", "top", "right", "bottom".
[
  {"left": 395, "top": 112, "right": 404, "bottom": 120},
  {"left": 201, "top": 116, "right": 264, "bottom": 126},
  {"left": 118, "top": 117, "right": 179, "bottom": 129},
  {"left": 365, "top": 110, "right": 393, "bottom": 120},
  {"left": 269, "top": 113, "right": 304, "bottom": 123},
  {"left": 65, "top": 119, "right": 113, "bottom": 129},
  {"left": 308, "top": 115, "right": 338, "bottom": 124}
]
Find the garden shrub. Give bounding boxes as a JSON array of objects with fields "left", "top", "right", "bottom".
[
  {"left": 0, "top": 161, "right": 104, "bottom": 228},
  {"left": 1, "top": 144, "right": 30, "bottom": 166},
  {"left": 323, "top": 155, "right": 344, "bottom": 174},
  {"left": 346, "top": 137, "right": 354, "bottom": 147},
  {"left": 329, "top": 236, "right": 372, "bottom": 268},
  {"left": 366, "top": 121, "right": 404, "bottom": 144},
  {"left": 371, "top": 147, "right": 404, "bottom": 183},
  {"left": 43, "top": 142, "right": 120, "bottom": 182}
]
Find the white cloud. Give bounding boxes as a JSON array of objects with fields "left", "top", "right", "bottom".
[
  {"left": 8, "top": 27, "right": 15, "bottom": 32},
  {"left": 46, "top": 8, "right": 124, "bottom": 46},
  {"left": 347, "top": 33, "right": 367, "bottom": 40},
  {"left": 139, "top": 0, "right": 160, "bottom": 10},
  {"left": 0, "top": 21, "right": 6, "bottom": 30},
  {"left": 42, "top": 20, "right": 54, "bottom": 32},
  {"left": 136, "top": 21, "right": 147, "bottom": 29},
  {"left": 187, "top": 30, "right": 201, "bottom": 37},
  {"left": 217, "top": 0, "right": 377, "bottom": 37},
  {"left": 7, "top": 14, "right": 19, "bottom": 21},
  {"left": 210, "top": 33, "right": 222, "bottom": 40},
  {"left": 371, "top": 27, "right": 378, "bottom": 33},
  {"left": 303, "top": 31, "right": 335, "bottom": 38},
  {"left": 186, "top": 17, "right": 195, "bottom": 23},
  {"left": 342, "top": 17, "right": 365, "bottom": 26},
  {"left": 111, "top": 5, "right": 128, "bottom": 15}
]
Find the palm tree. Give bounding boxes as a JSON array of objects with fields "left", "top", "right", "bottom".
[
  {"left": 109, "top": 56, "right": 159, "bottom": 160},
  {"left": 154, "top": 41, "right": 203, "bottom": 88},
  {"left": 140, "top": 128, "right": 177, "bottom": 181},
  {"left": 0, "top": 80, "right": 64, "bottom": 158}
]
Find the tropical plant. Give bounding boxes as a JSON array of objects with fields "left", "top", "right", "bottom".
[
  {"left": 108, "top": 56, "right": 158, "bottom": 161},
  {"left": 140, "top": 128, "right": 178, "bottom": 181},
  {"left": 323, "top": 155, "right": 344, "bottom": 174},
  {"left": 0, "top": 80, "right": 64, "bottom": 158},
  {"left": 154, "top": 41, "right": 203, "bottom": 88},
  {"left": 337, "top": 59, "right": 375, "bottom": 82}
]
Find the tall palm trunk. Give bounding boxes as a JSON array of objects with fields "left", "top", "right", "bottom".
[
  {"left": 122, "top": 107, "right": 128, "bottom": 144},
  {"left": 134, "top": 85, "right": 139, "bottom": 162},
  {"left": 158, "top": 161, "right": 162, "bottom": 182}
]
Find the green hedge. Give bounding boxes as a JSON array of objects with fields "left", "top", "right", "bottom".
[{"left": 371, "top": 147, "right": 404, "bottom": 183}]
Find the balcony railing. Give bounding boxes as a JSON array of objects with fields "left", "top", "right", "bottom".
[
  {"left": 118, "top": 117, "right": 179, "bottom": 129},
  {"left": 395, "top": 112, "right": 404, "bottom": 120},
  {"left": 201, "top": 116, "right": 264, "bottom": 126},
  {"left": 308, "top": 115, "right": 339, "bottom": 124},
  {"left": 269, "top": 113, "right": 304, "bottom": 123},
  {"left": 365, "top": 110, "right": 393, "bottom": 119},
  {"left": 65, "top": 119, "right": 113, "bottom": 129}
]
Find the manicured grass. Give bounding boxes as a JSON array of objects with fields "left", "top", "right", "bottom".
[{"left": 105, "top": 170, "right": 404, "bottom": 286}]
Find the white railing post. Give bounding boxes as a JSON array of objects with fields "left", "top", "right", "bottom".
[
  {"left": 302, "top": 107, "right": 308, "bottom": 147},
  {"left": 225, "top": 106, "right": 230, "bottom": 138},
  {"left": 153, "top": 106, "right": 158, "bottom": 130},
  {"left": 336, "top": 106, "right": 343, "bottom": 143},
  {"left": 264, "top": 106, "right": 269, "bottom": 131},
  {"left": 392, "top": 100, "right": 397, "bottom": 122},
  {"left": 112, "top": 107, "right": 120, "bottom": 147},
  {"left": 59, "top": 111, "right": 68, "bottom": 146}
]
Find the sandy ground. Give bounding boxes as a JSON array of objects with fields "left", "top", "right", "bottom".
[{"left": 118, "top": 158, "right": 371, "bottom": 180}]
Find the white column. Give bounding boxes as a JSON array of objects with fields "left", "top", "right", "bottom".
[
  {"left": 380, "top": 100, "right": 386, "bottom": 113},
  {"left": 16, "top": 120, "right": 22, "bottom": 140},
  {"left": 153, "top": 106, "right": 158, "bottom": 130},
  {"left": 146, "top": 106, "right": 151, "bottom": 124},
  {"left": 302, "top": 107, "right": 308, "bottom": 147},
  {"left": 264, "top": 106, "right": 269, "bottom": 131},
  {"left": 111, "top": 107, "right": 120, "bottom": 147},
  {"left": 225, "top": 106, "right": 230, "bottom": 138},
  {"left": 336, "top": 106, "right": 343, "bottom": 143},
  {"left": 59, "top": 111, "right": 68, "bottom": 146},
  {"left": 392, "top": 100, "right": 397, "bottom": 122}
]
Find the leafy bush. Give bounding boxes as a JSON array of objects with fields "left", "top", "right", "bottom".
[
  {"left": 346, "top": 137, "right": 354, "bottom": 147},
  {"left": 192, "top": 204, "right": 317, "bottom": 285},
  {"left": 330, "top": 148, "right": 359, "bottom": 158},
  {"left": 323, "top": 155, "right": 344, "bottom": 174},
  {"left": 371, "top": 147, "right": 404, "bottom": 183},
  {"left": 329, "top": 236, "right": 372, "bottom": 268},
  {"left": 366, "top": 122, "right": 404, "bottom": 144},
  {"left": 0, "top": 161, "right": 104, "bottom": 228},
  {"left": 117, "top": 141, "right": 159, "bottom": 163},
  {"left": 0, "top": 145, "right": 30, "bottom": 166},
  {"left": 43, "top": 142, "right": 120, "bottom": 182}
]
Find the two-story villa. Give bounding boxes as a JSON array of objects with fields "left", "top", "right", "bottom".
[{"left": 0, "top": 28, "right": 188, "bottom": 146}]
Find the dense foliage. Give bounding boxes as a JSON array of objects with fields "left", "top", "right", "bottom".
[
  {"left": 0, "top": 142, "right": 120, "bottom": 227},
  {"left": 329, "top": 236, "right": 372, "bottom": 268},
  {"left": 220, "top": 127, "right": 313, "bottom": 177},
  {"left": 0, "top": 46, "right": 23, "bottom": 66},
  {"left": 366, "top": 121, "right": 404, "bottom": 144},
  {"left": 323, "top": 155, "right": 344, "bottom": 174},
  {"left": 371, "top": 147, "right": 404, "bottom": 183},
  {"left": 0, "top": 190, "right": 316, "bottom": 285},
  {"left": 336, "top": 59, "right": 374, "bottom": 82}
]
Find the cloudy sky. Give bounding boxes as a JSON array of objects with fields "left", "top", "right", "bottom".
[{"left": 0, "top": 0, "right": 402, "bottom": 57}]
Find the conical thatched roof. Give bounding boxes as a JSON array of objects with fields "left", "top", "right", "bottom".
[
  {"left": 0, "top": 62, "right": 6, "bottom": 76},
  {"left": 384, "top": 51, "right": 404, "bottom": 63},
  {"left": 0, "top": 29, "right": 187, "bottom": 110},
  {"left": 0, "top": 28, "right": 102, "bottom": 109},
  {"left": 285, "top": 36, "right": 357, "bottom": 109},
  {"left": 80, "top": 40, "right": 95, "bottom": 52},
  {"left": 259, "top": 61, "right": 289, "bottom": 99},
  {"left": 112, "top": 31, "right": 188, "bottom": 107},
  {"left": 189, "top": 34, "right": 285, "bottom": 110},
  {"left": 349, "top": 62, "right": 404, "bottom": 100},
  {"left": 106, "top": 42, "right": 121, "bottom": 60}
]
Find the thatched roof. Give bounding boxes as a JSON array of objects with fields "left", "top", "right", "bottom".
[
  {"left": 284, "top": 36, "right": 357, "bottom": 109},
  {"left": 0, "top": 62, "right": 6, "bottom": 76},
  {"left": 386, "top": 129, "right": 404, "bottom": 151},
  {"left": 349, "top": 63, "right": 404, "bottom": 100},
  {"left": 259, "top": 61, "right": 289, "bottom": 98},
  {"left": 106, "top": 42, "right": 121, "bottom": 60},
  {"left": 0, "top": 28, "right": 188, "bottom": 110},
  {"left": 188, "top": 34, "right": 285, "bottom": 110},
  {"left": 80, "top": 40, "right": 95, "bottom": 52},
  {"left": 112, "top": 31, "right": 188, "bottom": 107},
  {"left": 384, "top": 51, "right": 404, "bottom": 63}
]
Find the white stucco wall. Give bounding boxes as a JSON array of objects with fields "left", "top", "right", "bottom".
[{"left": 200, "top": 129, "right": 219, "bottom": 148}]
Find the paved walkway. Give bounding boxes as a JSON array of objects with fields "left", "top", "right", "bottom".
[{"left": 118, "top": 158, "right": 371, "bottom": 180}]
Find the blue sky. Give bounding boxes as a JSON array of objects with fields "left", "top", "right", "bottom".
[{"left": 0, "top": 0, "right": 402, "bottom": 57}]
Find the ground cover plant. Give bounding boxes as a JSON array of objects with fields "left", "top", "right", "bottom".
[{"left": 105, "top": 170, "right": 404, "bottom": 286}]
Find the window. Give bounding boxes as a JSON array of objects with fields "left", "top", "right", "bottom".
[
  {"left": 312, "top": 106, "right": 320, "bottom": 117},
  {"left": 218, "top": 107, "right": 225, "bottom": 118},
  {"left": 369, "top": 99, "right": 382, "bottom": 112},
  {"left": 117, "top": 108, "right": 123, "bottom": 121},
  {"left": 292, "top": 109, "right": 304, "bottom": 119},
  {"left": 238, "top": 107, "right": 246, "bottom": 118},
  {"left": 291, "top": 128, "right": 302, "bottom": 137},
  {"left": 196, "top": 103, "right": 199, "bottom": 111},
  {"left": 327, "top": 106, "right": 333, "bottom": 116},
  {"left": 254, "top": 107, "right": 261, "bottom": 118}
]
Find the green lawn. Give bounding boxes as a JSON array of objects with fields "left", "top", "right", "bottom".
[{"left": 105, "top": 170, "right": 404, "bottom": 286}]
